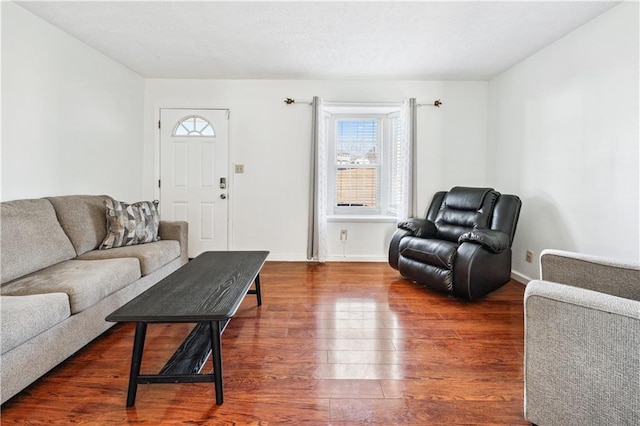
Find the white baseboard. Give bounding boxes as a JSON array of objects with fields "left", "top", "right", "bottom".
[
  {"left": 326, "top": 255, "right": 387, "bottom": 262},
  {"left": 264, "top": 253, "right": 388, "bottom": 262},
  {"left": 264, "top": 256, "right": 535, "bottom": 282},
  {"left": 265, "top": 253, "right": 310, "bottom": 262},
  {"left": 511, "top": 270, "right": 533, "bottom": 285}
]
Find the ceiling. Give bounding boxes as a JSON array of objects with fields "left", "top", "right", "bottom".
[{"left": 16, "top": 1, "right": 619, "bottom": 80}]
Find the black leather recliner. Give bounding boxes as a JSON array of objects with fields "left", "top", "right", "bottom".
[{"left": 389, "top": 187, "right": 521, "bottom": 300}]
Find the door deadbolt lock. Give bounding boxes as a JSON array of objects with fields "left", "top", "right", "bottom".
[
  {"left": 219, "top": 177, "right": 226, "bottom": 189},
  {"left": 220, "top": 194, "right": 227, "bottom": 200}
]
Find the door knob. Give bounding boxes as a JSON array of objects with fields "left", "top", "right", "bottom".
[{"left": 220, "top": 194, "right": 227, "bottom": 200}]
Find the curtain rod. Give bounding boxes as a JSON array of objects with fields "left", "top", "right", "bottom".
[{"left": 284, "top": 98, "right": 442, "bottom": 107}]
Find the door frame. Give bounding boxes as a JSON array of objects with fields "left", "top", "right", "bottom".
[{"left": 154, "top": 105, "right": 233, "bottom": 250}]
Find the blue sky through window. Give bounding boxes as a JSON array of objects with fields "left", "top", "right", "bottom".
[{"left": 336, "top": 120, "right": 378, "bottom": 164}]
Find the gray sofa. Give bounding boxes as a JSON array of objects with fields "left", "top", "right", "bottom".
[
  {"left": 0, "top": 195, "right": 188, "bottom": 404},
  {"left": 524, "top": 249, "right": 640, "bottom": 425}
]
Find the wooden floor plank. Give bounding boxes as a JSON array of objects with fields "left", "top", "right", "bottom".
[{"left": 1, "top": 261, "right": 528, "bottom": 424}]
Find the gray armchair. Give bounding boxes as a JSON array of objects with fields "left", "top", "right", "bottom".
[{"left": 524, "top": 249, "right": 640, "bottom": 425}]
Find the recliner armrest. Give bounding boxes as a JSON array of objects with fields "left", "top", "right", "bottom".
[
  {"left": 458, "top": 229, "right": 509, "bottom": 253},
  {"left": 397, "top": 218, "right": 436, "bottom": 238}
]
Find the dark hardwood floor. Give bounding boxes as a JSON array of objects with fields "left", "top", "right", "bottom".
[{"left": 1, "top": 262, "right": 528, "bottom": 425}]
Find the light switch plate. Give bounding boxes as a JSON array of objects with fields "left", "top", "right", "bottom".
[{"left": 235, "top": 164, "right": 244, "bottom": 174}]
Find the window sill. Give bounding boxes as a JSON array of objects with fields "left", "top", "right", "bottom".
[{"left": 327, "top": 215, "right": 398, "bottom": 223}]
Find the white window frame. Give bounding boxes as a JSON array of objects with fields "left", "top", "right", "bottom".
[
  {"left": 325, "top": 105, "right": 401, "bottom": 219},
  {"left": 387, "top": 111, "right": 402, "bottom": 216}
]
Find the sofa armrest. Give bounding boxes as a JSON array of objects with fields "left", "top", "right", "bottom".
[
  {"left": 524, "top": 280, "right": 640, "bottom": 425},
  {"left": 458, "top": 229, "right": 510, "bottom": 253},
  {"left": 540, "top": 249, "right": 640, "bottom": 301},
  {"left": 397, "top": 218, "right": 436, "bottom": 238},
  {"left": 159, "top": 221, "right": 189, "bottom": 265}
]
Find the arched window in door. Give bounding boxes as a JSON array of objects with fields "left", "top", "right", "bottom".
[{"left": 172, "top": 115, "right": 216, "bottom": 137}]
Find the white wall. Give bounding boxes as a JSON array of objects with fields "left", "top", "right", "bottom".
[
  {"left": 6, "top": 0, "right": 634, "bottom": 277},
  {"left": 1, "top": 2, "right": 145, "bottom": 202},
  {"left": 488, "top": 1, "right": 640, "bottom": 280},
  {"left": 144, "top": 80, "right": 488, "bottom": 260}
]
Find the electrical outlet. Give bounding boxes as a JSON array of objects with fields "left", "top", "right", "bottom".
[
  {"left": 234, "top": 164, "right": 244, "bottom": 174},
  {"left": 525, "top": 250, "right": 533, "bottom": 263},
  {"left": 340, "top": 229, "right": 348, "bottom": 241}
]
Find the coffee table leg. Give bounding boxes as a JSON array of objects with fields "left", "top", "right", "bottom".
[
  {"left": 127, "top": 322, "right": 147, "bottom": 407},
  {"left": 210, "top": 321, "right": 224, "bottom": 405},
  {"left": 254, "top": 273, "right": 262, "bottom": 306}
]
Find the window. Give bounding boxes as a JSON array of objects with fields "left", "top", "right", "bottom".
[
  {"left": 335, "top": 118, "right": 380, "bottom": 209},
  {"left": 326, "top": 106, "right": 403, "bottom": 217},
  {"left": 172, "top": 115, "right": 215, "bottom": 137}
]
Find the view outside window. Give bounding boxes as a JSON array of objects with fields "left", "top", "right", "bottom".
[{"left": 335, "top": 119, "right": 379, "bottom": 208}]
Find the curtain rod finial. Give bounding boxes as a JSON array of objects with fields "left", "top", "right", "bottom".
[
  {"left": 284, "top": 98, "right": 295, "bottom": 105},
  {"left": 434, "top": 99, "right": 442, "bottom": 107}
]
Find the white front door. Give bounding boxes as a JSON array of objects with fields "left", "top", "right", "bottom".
[{"left": 160, "top": 108, "right": 229, "bottom": 257}]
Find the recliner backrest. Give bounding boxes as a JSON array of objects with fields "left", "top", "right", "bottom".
[
  {"left": 490, "top": 194, "right": 522, "bottom": 245},
  {"left": 428, "top": 187, "right": 499, "bottom": 243}
]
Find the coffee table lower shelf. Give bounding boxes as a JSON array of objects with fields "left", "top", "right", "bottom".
[{"left": 127, "top": 319, "right": 231, "bottom": 407}]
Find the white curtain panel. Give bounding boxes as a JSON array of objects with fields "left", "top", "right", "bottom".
[
  {"left": 399, "top": 98, "right": 417, "bottom": 220},
  {"left": 307, "top": 96, "right": 328, "bottom": 262}
]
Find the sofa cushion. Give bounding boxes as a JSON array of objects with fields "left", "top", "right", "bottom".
[
  {"left": 1, "top": 294, "right": 71, "bottom": 354},
  {"left": 99, "top": 199, "right": 160, "bottom": 250},
  {"left": 1, "top": 259, "right": 141, "bottom": 314},
  {"left": 0, "top": 199, "right": 76, "bottom": 284},
  {"left": 78, "top": 240, "right": 180, "bottom": 276},
  {"left": 46, "top": 195, "right": 111, "bottom": 256}
]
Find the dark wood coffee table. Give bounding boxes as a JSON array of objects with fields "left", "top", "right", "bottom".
[{"left": 106, "top": 250, "right": 269, "bottom": 407}]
